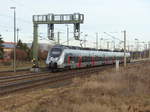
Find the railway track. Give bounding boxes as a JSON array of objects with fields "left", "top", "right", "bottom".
[
  {"left": 0, "top": 68, "right": 30, "bottom": 73},
  {"left": 0, "top": 67, "right": 48, "bottom": 74},
  {"left": 0, "top": 65, "right": 112, "bottom": 95},
  {"left": 0, "top": 59, "right": 149, "bottom": 96},
  {"left": 0, "top": 71, "right": 51, "bottom": 85}
]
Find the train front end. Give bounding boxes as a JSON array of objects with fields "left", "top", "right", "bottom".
[{"left": 46, "top": 46, "right": 64, "bottom": 71}]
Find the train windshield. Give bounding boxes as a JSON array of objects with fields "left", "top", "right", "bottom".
[{"left": 50, "top": 48, "right": 62, "bottom": 57}]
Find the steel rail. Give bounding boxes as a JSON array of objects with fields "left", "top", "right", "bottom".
[
  {"left": 0, "top": 72, "right": 52, "bottom": 85},
  {"left": 0, "top": 67, "right": 48, "bottom": 74},
  {"left": 0, "top": 71, "right": 50, "bottom": 80},
  {"left": 0, "top": 59, "right": 149, "bottom": 95},
  {"left": 0, "top": 66, "right": 106, "bottom": 95}
]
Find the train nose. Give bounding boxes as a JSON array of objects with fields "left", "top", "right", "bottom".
[
  {"left": 48, "top": 57, "right": 59, "bottom": 71},
  {"left": 50, "top": 57, "right": 58, "bottom": 62},
  {"left": 49, "top": 61, "right": 57, "bottom": 71}
]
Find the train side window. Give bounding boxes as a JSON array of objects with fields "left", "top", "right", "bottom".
[
  {"left": 82, "top": 56, "right": 84, "bottom": 62},
  {"left": 109, "top": 57, "right": 112, "bottom": 61},
  {"left": 64, "top": 54, "right": 68, "bottom": 63},
  {"left": 97, "top": 57, "right": 99, "bottom": 61},
  {"left": 100, "top": 57, "right": 103, "bottom": 61},
  {"left": 98, "top": 56, "right": 101, "bottom": 61},
  {"left": 85, "top": 56, "right": 87, "bottom": 62},
  {"left": 74, "top": 56, "right": 78, "bottom": 63},
  {"left": 86, "top": 56, "right": 89, "bottom": 62},
  {"left": 84, "top": 56, "right": 87, "bottom": 62},
  {"left": 85, "top": 56, "right": 88, "bottom": 62},
  {"left": 102, "top": 56, "right": 105, "bottom": 61},
  {"left": 95, "top": 56, "right": 98, "bottom": 61},
  {"left": 82, "top": 56, "right": 86, "bottom": 62},
  {"left": 70, "top": 56, "right": 75, "bottom": 63},
  {"left": 70, "top": 56, "right": 73, "bottom": 61},
  {"left": 89, "top": 56, "right": 91, "bottom": 62}
]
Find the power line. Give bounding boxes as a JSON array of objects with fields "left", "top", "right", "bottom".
[{"left": 104, "top": 32, "right": 123, "bottom": 42}]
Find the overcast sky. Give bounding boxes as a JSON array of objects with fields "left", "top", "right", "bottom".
[{"left": 0, "top": 0, "right": 150, "bottom": 48}]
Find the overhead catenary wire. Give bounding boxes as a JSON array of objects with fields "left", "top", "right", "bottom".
[{"left": 104, "top": 32, "right": 123, "bottom": 42}]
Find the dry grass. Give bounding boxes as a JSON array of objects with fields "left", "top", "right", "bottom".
[
  {"left": 0, "top": 61, "right": 46, "bottom": 71},
  {"left": 0, "top": 62, "right": 150, "bottom": 112}
]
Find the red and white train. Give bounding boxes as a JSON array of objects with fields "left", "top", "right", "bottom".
[{"left": 46, "top": 45, "right": 131, "bottom": 71}]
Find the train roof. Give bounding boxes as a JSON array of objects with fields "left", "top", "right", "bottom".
[{"left": 53, "top": 44, "right": 126, "bottom": 53}]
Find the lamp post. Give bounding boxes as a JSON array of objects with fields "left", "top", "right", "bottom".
[
  {"left": 84, "top": 34, "right": 88, "bottom": 47},
  {"left": 134, "top": 38, "right": 139, "bottom": 51},
  {"left": 10, "top": 7, "right": 16, "bottom": 72},
  {"left": 101, "top": 38, "right": 110, "bottom": 49},
  {"left": 96, "top": 32, "right": 98, "bottom": 49},
  {"left": 16, "top": 28, "right": 19, "bottom": 42},
  {"left": 148, "top": 41, "right": 150, "bottom": 59},
  {"left": 99, "top": 38, "right": 103, "bottom": 49},
  {"left": 66, "top": 24, "right": 69, "bottom": 46},
  {"left": 123, "top": 30, "right": 126, "bottom": 67}
]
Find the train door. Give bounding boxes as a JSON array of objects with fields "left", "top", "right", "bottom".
[
  {"left": 91, "top": 56, "right": 95, "bottom": 66},
  {"left": 112, "top": 56, "right": 115, "bottom": 64},
  {"left": 64, "top": 53, "right": 74, "bottom": 68},
  {"left": 102, "top": 54, "right": 105, "bottom": 65},
  {"left": 68, "top": 53, "right": 76, "bottom": 68},
  {"left": 77, "top": 56, "right": 82, "bottom": 68},
  {"left": 105, "top": 57, "right": 108, "bottom": 64}
]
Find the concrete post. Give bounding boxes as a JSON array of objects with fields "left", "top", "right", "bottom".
[
  {"left": 96, "top": 32, "right": 98, "bottom": 49},
  {"left": 149, "top": 42, "right": 150, "bottom": 59},
  {"left": 107, "top": 41, "right": 109, "bottom": 49},
  {"left": 33, "top": 23, "right": 39, "bottom": 68},
  {"left": 124, "top": 30, "right": 127, "bottom": 67},
  {"left": 16, "top": 28, "right": 19, "bottom": 42},
  {"left": 115, "top": 60, "right": 119, "bottom": 72},
  {"left": 10, "top": 7, "right": 16, "bottom": 72}
]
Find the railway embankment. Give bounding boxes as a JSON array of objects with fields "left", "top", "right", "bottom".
[{"left": 0, "top": 61, "right": 150, "bottom": 112}]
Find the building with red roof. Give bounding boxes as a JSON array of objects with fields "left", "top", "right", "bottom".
[{"left": 1, "top": 42, "right": 15, "bottom": 62}]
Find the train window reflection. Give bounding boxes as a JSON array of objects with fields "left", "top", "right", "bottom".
[{"left": 51, "top": 48, "right": 62, "bottom": 57}]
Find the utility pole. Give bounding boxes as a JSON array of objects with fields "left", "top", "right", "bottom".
[
  {"left": 127, "top": 45, "right": 130, "bottom": 52},
  {"left": 99, "top": 38, "right": 101, "bottom": 49},
  {"left": 114, "top": 40, "right": 116, "bottom": 50},
  {"left": 10, "top": 7, "right": 16, "bottom": 72},
  {"left": 144, "top": 43, "right": 147, "bottom": 58},
  {"left": 136, "top": 39, "right": 139, "bottom": 51},
  {"left": 149, "top": 42, "right": 150, "bottom": 59},
  {"left": 99, "top": 38, "right": 103, "bottom": 49},
  {"left": 123, "top": 30, "right": 127, "bottom": 67},
  {"left": 57, "top": 32, "right": 60, "bottom": 44},
  {"left": 127, "top": 41, "right": 130, "bottom": 52},
  {"left": 83, "top": 34, "right": 87, "bottom": 48},
  {"left": 66, "top": 24, "right": 69, "bottom": 46},
  {"left": 16, "top": 28, "right": 19, "bottom": 42},
  {"left": 33, "top": 23, "right": 39, "bottom": 68},
  {"left": 96, "top": 32, "right": 98, "bottom": 49},
  {"left": 135, "top": 38, "right": 139, "bottom": 59},
  {"left": 84, "top": 37, "right": 86, "bottom": 48},
  {"left": 107, "top": 41, "right": 109, "bottom": 49}
]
